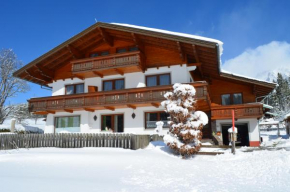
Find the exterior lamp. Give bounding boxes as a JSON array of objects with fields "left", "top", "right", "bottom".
[
  {"left": 93, "top": 115, "right": 97, "bottom": 121},
  {"left": 132, "top": 111, "right": 136, "bottom": 119}
]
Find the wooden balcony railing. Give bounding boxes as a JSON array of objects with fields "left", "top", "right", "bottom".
[
  {"left": 211, "top": 104, "right": 263, "bottom": 120},
  {"left": 28, "top": 82, "right": 208, "bottom": 113},
  {"left": 71, "top": 51, "right": 141, "bottom": 73}
]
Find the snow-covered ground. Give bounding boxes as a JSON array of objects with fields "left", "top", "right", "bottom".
[
  {"left": 0, "top": 118, "right": 45, "bottom": 133},
  {"left": 0, "top": 140, "right": 289, "bottom": 192},
  {"left": 260, "top": 129, "right": 290, "bottom": 148}
]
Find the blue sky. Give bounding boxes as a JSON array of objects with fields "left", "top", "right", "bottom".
[{"left": 1, "top": 0, "right": 290, "bottom": 104}]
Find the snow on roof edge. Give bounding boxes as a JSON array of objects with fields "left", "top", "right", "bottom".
[
  {"left": 111, "top": 23, "right": 224, "bottom": 55},
  {"left": 221, "top": 69, "right": 277, "bottom": 85}
]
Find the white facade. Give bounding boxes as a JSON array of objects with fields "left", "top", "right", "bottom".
[
  {"left": 216, "top": 118, "right": 260, "bottom": 143},
  {"left": 45, "top": 65, "right": 195, "bottom": 134}
]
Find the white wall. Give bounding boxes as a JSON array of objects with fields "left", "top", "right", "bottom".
[
  {"left": 45, "top": 106, "right": 169, "bottom": 134},
  {"left": 48, "top": 65, "right": 195, "bottom": 96},
  {"left": 216, "top": 118, "right": 260, "bottom": 142}
]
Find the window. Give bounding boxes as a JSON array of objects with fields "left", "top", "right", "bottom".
[
  {"left": 145, "top": 111, "right": 170, "bottom": 129},
  {"left": 146, "top": 74, "right": 171, "bottom": 87},
  {"left": 117, "top": 48, "right": 127, "bottom": 53},
  {"left": 103, "top": 79, "right": 125, "bottom": 91},
  {"left": 90, "top": 50, "right": 109, "bottom": 57},
  {"left": 117, "top": 46, "right": 138, "bottom": 53},
  {"left": 65, "top": 83, "right": 84, "bottom": 95},
  {"left": 221, "top": 93, "right": 243, "bottom": 105},
  {"left": 55, "top": 116, "right": 80, "bottom": 133}
]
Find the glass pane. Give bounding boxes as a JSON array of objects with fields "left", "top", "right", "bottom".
[
  {"left": 66, "top": 85, "right": 74, "bottom": 95},
  {"left": 221, "top": 94, "right": 231, "bottom": 105},
  {"left": 129, "top": 47, "right": 138, "bottom": 52},
  {"left": 146, "top": 76, "right": 157, "bottom": 87},
  {"left": 103, "top": 81, "right": 113, "bottom": 91},
  {"left": 55, "top": 116, "right": 80, "bottom": 133},
  {"left": 90, "top": 53, "right": 98, "bottom": 57},
  {"left": 115, "top": 80, "right": 124, "bottom": 90},
  {"left": 101, "top": 51, "right": 109, "bottom": 56},
  {"left": 102, "top": 115, "right": 112, "bottom": 131},
  {"left": 159, "top": 74, "right": 170, "bottom": 85},
  {"left": 233, "top": 93, "right": 242, "bottom": 104},
  {"left": 146, "top": 113, "right": 158, "bottom": 128},
  {"left": 117, "top": 48, "right": 127, "bottom": 53},
  {"left": 160, "top": 112, "right": 170, "bottom": 128},
  {"left": 76, "top": 84, "right": 84, "bottom": 94},
  {"left": 117, "top": 115, "right": 123, "bottom": 132}
]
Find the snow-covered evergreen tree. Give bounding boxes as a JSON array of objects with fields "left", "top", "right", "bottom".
[
  {"left": 266, "top": 73, "right": 290, "bottom": 120},
  {"left": 161, "top": 83, "right": 208, "bottom": 157}
]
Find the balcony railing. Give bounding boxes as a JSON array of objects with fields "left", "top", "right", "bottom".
[
  {"left": 28, "top": 82, "right": 208, "bottom": 113},
  {"left": 71, "top": 51, "right": 141, "bottom": 73},
  {"left": 211, "top": 104, "right": 263, "bottom": 120}
]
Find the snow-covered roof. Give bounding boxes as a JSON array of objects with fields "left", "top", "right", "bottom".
[
  {"left": 112, "top": 23, "right": 224, "bottom": 55},
  {"left": 259, "top": 121, "right": 280, "bottom": 125},
  {"left": 221, "top": 69, "right": 277, "bottom": 85},
  {"left": 263, "top": 104, "right": 274, "bottom": 109}
]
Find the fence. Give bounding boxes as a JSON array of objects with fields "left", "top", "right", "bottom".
[{"left": 0, "top": 133, "right": 163, "bottom": 151}]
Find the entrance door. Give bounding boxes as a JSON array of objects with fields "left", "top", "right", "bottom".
[
  {"left": 221, "top": 124, "right": 249, "bottom": 146},
  {"left": 101, "top": 114, "right": 124, "bottom": 132}
]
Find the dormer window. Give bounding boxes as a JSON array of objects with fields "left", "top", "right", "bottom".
[{"left": 65, "top": 83, "right": 84, "bottom": 95}]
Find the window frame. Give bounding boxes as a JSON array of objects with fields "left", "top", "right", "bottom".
[
  {"left": 145, "top": 73, "right": 171, "bottom": 87},
  {"left": 102, "top": 78, "right": 125, "bottom": 91},
  {"left": 221, "top": 93, "right": 243, "bottom": 105},
  {"left": 116, "top": 46, "right": 138, "bottom": 54},
  {"left": 144, "top": 111, "right": 170, "bottom": 129},
  {"left": 89, "top": 50, "right": 110, "bottom": 58},
  {"left": 54, "top": 115, "right": 81, "bottom": 133},
  {"left": 65, "top": 83, "right": 85, "bottom": 95}
]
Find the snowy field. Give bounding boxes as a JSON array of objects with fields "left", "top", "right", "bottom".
[
  {"left": 0, "top": 118, "right": 45, "bottom": 133},
  {"left": 1, "top": 141, "right": 290, "bottom": 192}
]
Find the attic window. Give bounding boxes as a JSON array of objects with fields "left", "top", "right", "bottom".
[
  {"left": 101, "top": 51, "right": 109, "bottom": 56},
  {"left": 129, "top": 46, "right": 138, "bottom": 52},
  {"left": 90, "top": 53, "right": 99, "bottom": 57},
  {"left": 117, "top": 48, "right": 127, "bottom": 53}
]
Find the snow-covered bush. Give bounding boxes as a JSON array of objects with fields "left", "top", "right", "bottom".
[
  {"left": 155, "top": 121, "right": 164, "bottom": 135},
  {"left": 161, "top": 83, "right": 208, "bottom": 157}
]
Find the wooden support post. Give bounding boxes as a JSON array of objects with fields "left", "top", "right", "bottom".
[{"left": 127, "top": 104, "right": 136, "bottom": 109}]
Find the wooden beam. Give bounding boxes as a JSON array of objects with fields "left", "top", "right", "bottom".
[
  {"left": 93, "top": 71, "right": 104, "bottom": 78},
  {"left": 24, "top": 69, "right": 50, "bottom": 84},
  {"left": 151, "top": 103, "right": 159, "bottom": 108},
  {"left": 46, "top": 110, "right": 55, "bottom": 114},
  {"left": 35, "top": 65, "right": 54, "bottom": 79},
  {"left": 127, "top": 104, "right": 136, "bottom": 109},
  {"left": 115, "top": 68, "right": 124, "bottom": 76},
  {"left": 98, "top": 27, "right": 114, "bottom": 47},
  {"left": 104, "top": 106, "right": 115, "bottom": 111},
  {"left": 187, "top": 62, "right": 202, "bottom": 67},
  {"left": 176, "top": 41, "right": 185, "bottom": 61},
  {"left": 84, "top": 108, "right": 95, "bottom": 112},
  {"left": 66, "top": 44, "right": 83, "bottom": 59},
  {"left": 192, "top": 44, "right": 203, "bottom": 77},
  {"left": 131, "top": 33, "right": 145, "bottom": 53},
  {"left": 73, "top": 74, "right": 84, "bottom": 80},
  {"left": 64, "top": 109, "right": 73, "bottom": 113}
]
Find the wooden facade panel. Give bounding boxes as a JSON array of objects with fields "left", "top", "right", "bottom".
[{"left": 209, "top": 79, "right": 256, "bottom": 105}]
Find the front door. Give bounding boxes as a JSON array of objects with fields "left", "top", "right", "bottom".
[
  {"left": 221, "top": 124, "right": 249, "bottom": 146},
  {"left": 101, "top": 114, "right": 124, "bottom": 132}
]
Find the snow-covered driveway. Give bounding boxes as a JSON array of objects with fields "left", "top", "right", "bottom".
[{"left": 0, "top": 143, "right": 289, "bottom": 192}]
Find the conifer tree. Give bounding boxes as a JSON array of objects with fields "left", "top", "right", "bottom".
[{"left": 161, "top": 83, "right": 208, "bottom": 157}]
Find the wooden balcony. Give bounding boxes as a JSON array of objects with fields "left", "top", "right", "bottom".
[
  {"left": 29, "top": 82, "right": 209, "bottom": 114},
  {"left": 211, "top": 103, "right": 263, "bottom": 120},
  {"left": 71, "top": 51, "right": 144, "bottom": 77}
]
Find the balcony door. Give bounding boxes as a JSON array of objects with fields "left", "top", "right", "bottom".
[{"left": 101, "top": 114, "right": 124, "bottom": 132}]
